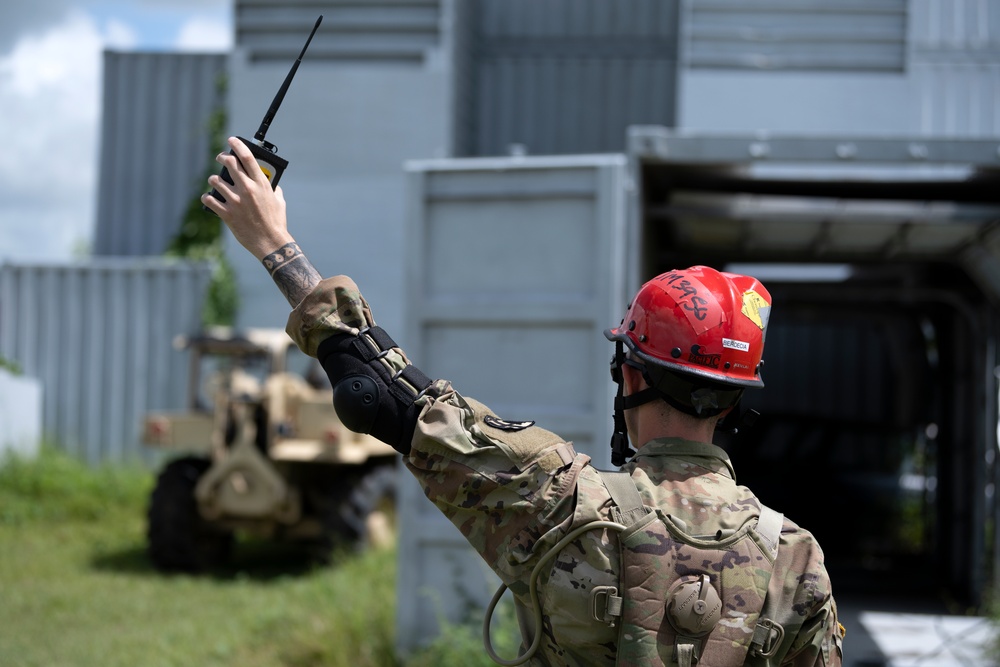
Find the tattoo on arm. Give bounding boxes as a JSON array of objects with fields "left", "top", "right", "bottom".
[{"left": 262, "top": 242, "right": 323, "bottom": 307}]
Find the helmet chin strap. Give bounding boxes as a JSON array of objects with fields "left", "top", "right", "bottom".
[
  {"left": 610, "top": 341, "right": 635, "bottom": 467},
  {"left": 610, "top": 341, "right": 661, "bottom": 466}
]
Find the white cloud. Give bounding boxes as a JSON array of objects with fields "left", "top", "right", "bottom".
[
  {"left": 103, "top": 18, "right": 138, "bottom": 51},
  {"left": 0, "top": 6, "right": 234, "bottom": 262},
  {"left": 0, "top": 10, "right": 104, "bottom": 261},
  {"left": 174, "top": 16, "right": 231, "bottom": 52}
]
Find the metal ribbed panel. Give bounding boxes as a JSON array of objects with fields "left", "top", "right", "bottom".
[
  {"left": 687, "top": 0, "right": 908, "bottom": 71},
  {"left": 477, "top": 0, "right": 678, "bottom": 38},
  {"left": 915, "top": 63, "right": 1000, "bottom": 136},
  {"left": 458, "top": 0, "right": 679, "bottom": 156},
  {"left": 0, "top": 260, "right": 211, "bottom": 465},
  {"left": 236, "top": 0, "right": 442, "bottom": 63},
  {"left": 94, "top": 52, "right": 226, "bottom": 257},
  {"left": 911, "top": 0, "right": 1000, "bottom": 137},
  {"left": 912, "top": 0, "right": 1000, "bottom": 49}
]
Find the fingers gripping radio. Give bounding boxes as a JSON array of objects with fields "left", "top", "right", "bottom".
[{"left": 214, "top": 138, "right": 289, "bottom": 196}]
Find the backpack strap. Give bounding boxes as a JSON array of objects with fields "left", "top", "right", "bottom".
[
  {"left": 599, "top": 470, "right": 650, "bottom": 527},
  {"left": 755, "top": 504, "right": 783, "bottom": 560},
  {"left": 748, "top": 504, "right": 785, "bottom": 661}
]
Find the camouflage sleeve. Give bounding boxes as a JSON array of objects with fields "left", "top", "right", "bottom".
[
  {"left": 765, "top": 523, "right": 845, "bottom": 667},
  {"left": 785, "top": 595, "right": 843, "bottom": 667},
  {"left": 286, "top": 277, "right": 588, "bottom": 583},
  {"left": 285, "top": 275, "right": 374, "bottom": 355},
  {"left": 405, "top": 391, "right": 588, "bottom": 583}
]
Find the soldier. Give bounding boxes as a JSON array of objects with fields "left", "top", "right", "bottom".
[{"left": 203, "top": 136, "right": 844, "bottom": 666}]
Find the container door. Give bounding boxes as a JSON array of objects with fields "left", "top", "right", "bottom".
[{"left": 396, "top": 154, "right": 629, "bottom": 652}]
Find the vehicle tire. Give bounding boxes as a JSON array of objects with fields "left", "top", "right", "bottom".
[
  {"left": 308, "top": 461, "right": 397, "bottom": 562},
  {"left": 147, "top": 457, "right": 233, "bottom": 572},
  {"left": 339, "top": 461, "right": 398, "bottom": 550}
]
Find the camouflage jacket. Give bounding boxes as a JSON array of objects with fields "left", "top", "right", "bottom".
[{"left": 287, "top": 276, "right": 843, "bottom": 667}]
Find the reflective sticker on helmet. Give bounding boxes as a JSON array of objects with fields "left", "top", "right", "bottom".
[
  {"left": 650, "top": 272, "right": 724, "bottom": 335},
  {"left": 741, "top": 290, "right": 771, "bottom": 330},
  {"left": 722, "top": 338, "right": 750, "bottom": 352}
]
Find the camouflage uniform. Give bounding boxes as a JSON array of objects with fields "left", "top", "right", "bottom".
[{"left": 288, "top": 276, "right": 843, "bottom": 666}]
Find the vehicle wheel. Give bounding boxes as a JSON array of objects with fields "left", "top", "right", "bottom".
[
  {"left": 339, "top": 462, "right": 398, "bottom": 550},
  {"left": 309, "top": 462, "right": 397, "bottom": 561},
  {"left": 147, "top": 457, "right": 233, "bottom": 572}
]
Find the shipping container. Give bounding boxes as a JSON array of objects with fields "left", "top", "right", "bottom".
[
  {"left": 629, "top": 128, "right": 1000, "bottom": 609},
  {"left": 397, "top": 130, "right": 1000, "bottom": 651},
  {"left": 398, "top": 154, "right": 628, "bottom": 649}
]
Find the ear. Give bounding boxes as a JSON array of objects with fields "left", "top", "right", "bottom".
[{"left": 621, "top": 363, "right": 647, "bottom": 396}]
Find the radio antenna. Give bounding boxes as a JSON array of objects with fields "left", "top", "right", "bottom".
[{"left": 254, "top": 15, "right": 323, "bottom": 144}]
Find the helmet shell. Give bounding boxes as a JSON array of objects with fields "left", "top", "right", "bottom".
[{"left": 606, "top": 266, "right": 770, "bottom": 388}]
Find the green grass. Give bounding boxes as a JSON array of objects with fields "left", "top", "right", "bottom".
[{"left": 0, "top": 449, "right": 514, "bottom": 667}]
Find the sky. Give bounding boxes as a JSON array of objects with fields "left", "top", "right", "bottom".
[{"left": 0, "top": 0, "right": 232, "bottom": 262}]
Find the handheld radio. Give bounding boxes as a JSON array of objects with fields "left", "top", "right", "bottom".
[{"left": 207, "top": 15, "right": 323, "bottom": 207}]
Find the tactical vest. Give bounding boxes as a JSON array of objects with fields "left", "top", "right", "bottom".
[
  {"left": 483, "top": 471, "right": 787, "bottom": 667},
  {"left": 600, "top": 471, "right": 785, "bottom": 667}
]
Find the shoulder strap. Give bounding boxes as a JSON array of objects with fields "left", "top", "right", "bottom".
[
  {"left": 745, "top": 506, "right": 785, "bottom": 663},
  {"left": 599, "top": 470, "right": 650, "bottom": 527},
  {"left": 755, "top": 505, "right": 783, "bottom": 560}
]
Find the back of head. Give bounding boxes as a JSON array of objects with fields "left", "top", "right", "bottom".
[{"left": 605, "top": 266, "right": 771, "bottom": 463}]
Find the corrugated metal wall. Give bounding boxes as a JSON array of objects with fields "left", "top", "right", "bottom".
[
  {"left": 0, "top": 260, "right": 211, "bottom": 465},
  {"left": 912, "top": 0, "right": 1000, "bottom": 45},
  {"left": 94, "top": 52, "right": 226, "bottom": 257},
  {"left": 686, "top": 0, "right": 908, "bottom": 71},
  {"left": 235, "top": 0, "right": 442, "bottom": 64},
  {"left": 911, "top": 0, "right": 1000, "bottom": 136},
  {"left": 455, "top": 0, "right": 680, "bottom": 156},
  {"left": 678, "top": 0, "right": 1000, "bottom": 137}
]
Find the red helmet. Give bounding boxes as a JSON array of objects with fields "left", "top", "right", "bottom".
[
  {"left": 607, "top": 266, "right": 770, "bottom": 388},
  {"left": 605, "top": 266, "right": 770, "bottom": 462}
]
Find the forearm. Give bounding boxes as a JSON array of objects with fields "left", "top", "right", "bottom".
[{"left": 261, "top": 241, "right": 323, "bottom": 308}]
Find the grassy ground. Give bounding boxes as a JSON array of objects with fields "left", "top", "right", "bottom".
[{"left": 0, "top": 449, "right": 513, "bottom": 667}]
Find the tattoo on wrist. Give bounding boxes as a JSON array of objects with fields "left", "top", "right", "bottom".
[{"left": 262, "top": 242, "right": 322, "bottom": 307}]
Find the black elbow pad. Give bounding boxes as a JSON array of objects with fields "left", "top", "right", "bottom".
[{"left": 317, "top": 327, "right": 433, "bottom": 455}]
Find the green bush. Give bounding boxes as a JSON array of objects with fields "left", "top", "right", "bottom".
[
  {"left": 0, "top": 447, "right": 150, "bottom": 525},
  {"left": 407, "top": 598, "right": 520, "bottom": 667},
  {"left": 166, "top": 73, "right": 239, "bottom": 327},
  {"left": 0, "top": 355, "right": 23, "bottom": 375}
]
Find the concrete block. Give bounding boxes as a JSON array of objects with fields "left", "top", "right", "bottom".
[{"left": 0, "top": 369, "right": 42, "bottom": 460}]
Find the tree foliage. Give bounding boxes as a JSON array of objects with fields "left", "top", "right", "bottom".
[{"left": 166, "top": 73, "right": 238, "bottom": 326}]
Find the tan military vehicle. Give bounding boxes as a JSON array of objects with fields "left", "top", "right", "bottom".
[{"left": 143, "top": 327, "right": 397, "bottom": 571}]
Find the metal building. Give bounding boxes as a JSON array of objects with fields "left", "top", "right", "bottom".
[
  {"left": 225, "top": 0, "right": 452, "bottom": 343},
  {"left": 451, "top": 0, "right": 681, "bottom": 156},
  {"left": 680, "top": 0, "right": 1000, "bottom": 136},
  {"left": 0, "top": 260, "right": 211, "bottom": 465},
  {"left": 94, "top": 52, "right": 226, "bottom": 256}
]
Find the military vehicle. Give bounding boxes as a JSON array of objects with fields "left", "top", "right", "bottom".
[{"left": 143, "top": 327, "right": 397, "bottom": 571}]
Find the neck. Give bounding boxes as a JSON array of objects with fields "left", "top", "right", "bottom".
[{"left": 632, "top": 401, "right": 718, "bottom": 449}]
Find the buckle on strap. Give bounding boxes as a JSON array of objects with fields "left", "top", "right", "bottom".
[
  {"left": 590, "top": 586, "right": 622, "bottom": 627},
  {"left": 750, "top": 618, "right": 785, "bottom": 659}
]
